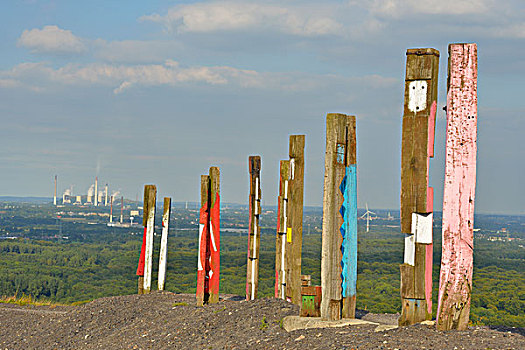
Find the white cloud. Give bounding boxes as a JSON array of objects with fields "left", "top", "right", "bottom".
[
  {"left": 358, "top": 0, "right": 495, "bottom": 17},
  {"left": 141, "top": 1, "right": 344, "bottom": 37},
  {"left": 0, "top": 60, "right": 396, "bottom": 95},
  {"left": 18, "top": 25, "right": 87, "bottom": 54}
]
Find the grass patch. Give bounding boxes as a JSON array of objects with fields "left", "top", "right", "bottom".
[
  {"left": 0, "top": 294, "right": 61, "bottom": 307},
  {"left": 172, "top": 302, "right": 188, "bottom": 307}
]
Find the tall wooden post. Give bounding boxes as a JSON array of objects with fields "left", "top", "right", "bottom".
[
  {"left": 275, "top": 160, "right": 290, "bottom": 299},
  {"left": 136, "top": 184, "right": 156, "bottom": 294},
  {"left": 196, "top": 167, "right": 221, "bottom": 305},
  {"left": 286, "top": 135, "right": 305, "bottom": 306},
  {"left": 158, "top": 197, "right": 171, "bottom": 291},
  {"left": 437, "top": 43, "right": 478, "bottom": 331},
  {"left": 246, "top": 156, "right": 262, "bottom": 300},
  {"left": 399, "top": 48, "right": 439, "bottom": 326},
  {"left": 321, "top": 113, "right": 357, "bottom": 320},
  {"left": 196, "top": 175, "right": 210, "bottom": 306},
  {"left": 208, "top": 167, "right": 221, "bottom": 304}
]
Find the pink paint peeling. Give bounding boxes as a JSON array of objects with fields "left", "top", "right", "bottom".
[
  {"left": 425, "top": 243, "right": 433, "bottom": 314},
  {"left": 437, "top": 43, "right": 477, "bottom": 330}
]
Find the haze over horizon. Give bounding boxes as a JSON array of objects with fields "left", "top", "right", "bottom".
[{"left": 1, "top": 1, "right": 523, "bottom": 215}]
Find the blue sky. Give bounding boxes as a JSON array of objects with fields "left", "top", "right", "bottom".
[{"left": 0, "top": 0, "right": 523, "bottom": 214}]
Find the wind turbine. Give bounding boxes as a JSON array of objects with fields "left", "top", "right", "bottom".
[{"left": 360, "top": 203, "right": 376, "bottom": 232}]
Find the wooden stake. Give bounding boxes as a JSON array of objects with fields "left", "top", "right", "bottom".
[
  {"left": 320, "top": 113, "right": 357, "bottom": 320},
  {"left": 275, "top": 160, "right": 290, "bottom": 299},
  {"left": 208, "top": 167, "right": 221, "bottom": 304},
  {"left": 158, "top": 197, "right": 171, "bottom": 291},
  {"left": 286, "top": 135, "right": 305, "bottom": 306},
  {"left": 196, "top": 175, "right": 210, "bottom": 306},
  {"left": 246, "top": 156, "right": 261, "bottom": 300},
  {"left": 136, "top": 184, "right": 156, "bottom": 294},
  {"left": 437, "top": 43, "right": 478, "bottom": 331},
  {"left": 399, "top": 48, "right": 439, "bottom": 326}
]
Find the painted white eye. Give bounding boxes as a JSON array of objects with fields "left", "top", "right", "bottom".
[{"left": 408, "top": 80, "right": 428, "bottom": 113}]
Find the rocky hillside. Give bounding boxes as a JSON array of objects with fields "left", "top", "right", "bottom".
[{"left": 1, "top": 292, "right": 523, "bottom": 349}]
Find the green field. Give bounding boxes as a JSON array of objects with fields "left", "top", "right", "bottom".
[{"left": 0, "top": 224, "right": 523, "bottom": 327}]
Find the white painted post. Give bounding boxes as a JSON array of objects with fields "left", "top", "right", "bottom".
[
  {"left": 158, "top": 197, "right": 171, "bottom": 291},
  {"left": 143, "top": 188, "right": 156, "bottom": 293}
]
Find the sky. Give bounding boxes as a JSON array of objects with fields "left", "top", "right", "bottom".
[{"left": 0, "top": 0, "right": 523, "bottom": 214}]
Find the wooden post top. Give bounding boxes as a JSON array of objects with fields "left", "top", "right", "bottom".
[
  {"left": 143, "top": 185, "right": 156, "bottom": 226},
  {"left": 406, "top": 48, "right": 440, "bottom": 57}
]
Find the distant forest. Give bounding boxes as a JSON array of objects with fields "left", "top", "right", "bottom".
[{"left": 0, "top": 203, "right": 523, "bottom": 327}]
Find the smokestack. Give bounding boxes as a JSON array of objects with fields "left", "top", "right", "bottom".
[
  {"left": 54, "top": 175, "right": 57, "bottom": 206},
  {"left": 120, "top": 196, "right": 124, "bottom": 224},
  {"left": 105, "top": 184, "right": 108, "bottom": 206},
  {"left": 94, "top": 177, "right": 98, "bottom": 207},
  {"left": 110, "top": 196, "right": 113, "bottom": 223}
]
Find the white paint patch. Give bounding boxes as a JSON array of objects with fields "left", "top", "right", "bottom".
[
  {"left": 404, "top": 234, "right": 415, "bottom": 266},
  {"left": 210, "top": 224, "right": 217, "bottom": 252},
  {"left": 408, "top": 80, "right": 428, "bottom": 113},
  {"left": 197, "top": 224, "right": 204, "bottom": 270},
  {"left": 289, "top": 159, "right": 295, "bottom": 180},
  {"left": 412, "top": 212, "right": 433, "bottom": 244}
]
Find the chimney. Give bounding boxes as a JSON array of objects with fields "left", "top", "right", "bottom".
[
  {"left": 105, "top": 184, "right": 108, "bottom": 206},
  {"left": 110, "top": 196, "right": 113, "bottom": 223},
  {"left": 54, "top": 175, "right": 57, "bottom": 206},
  {"left": 94, "top": 177, "right": 98, "bottom": 207},
  {"left": 120, "top": 196, "right": 124, "bottom": 223}
]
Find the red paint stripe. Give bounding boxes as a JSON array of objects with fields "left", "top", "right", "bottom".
[
  {"left": 425, "top": 243, "right": 433, "bottom": 314},
  {"left": 136, "top": 226, "right": 147, "bottom": 276},
  {"left": 196, "top": 202, "right": 209, "bottom": 299},
  {"left": 209, "top": 193, "right": 221, "bottom": 297},
  {"left": 428, "top": 101, "right": 436, "bottom": 158},
  {"left": 426, "top": 187, "right": 433, "bottom": 213}
]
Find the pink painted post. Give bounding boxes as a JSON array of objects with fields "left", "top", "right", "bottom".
[{"left": 437, "top": 43, "right": 478, "bottom": 331}]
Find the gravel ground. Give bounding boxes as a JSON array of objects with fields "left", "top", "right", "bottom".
[{"left": 0, "top": 292, "right": 523, "bottom": 349}]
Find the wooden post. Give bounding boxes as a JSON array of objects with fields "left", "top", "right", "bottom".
[
  {"left": 321, "top": 113, "right": 357, "bottom": 320},
  {"left": 275, "top": 160, "right": 290, "bottom": 299},
  {"left": 136, "top": 184, "right": 156, "bottom": 294},
  {"left": 246, "top": 156, "right": 261, "bottom": 300},
  {"left": 208, "top": 167, "right": 221, "bottom": 304},
  {"left": 399, "top": 48, "right": 439, "bottom": 326},
  {"left": 196, "top": 167, "right": 221, "bottom": 305},
  {"left": 286, "top": 135, "right": 305, "bottom": 306},
  {"left": 437, "top": 43, "right": 478, "bottom": 331},
  {"left": 158, "top": 197, "right": 171, "bottom": 291},
  {"left": 196, "top": 175, "right": 210, "bottom": 306}
]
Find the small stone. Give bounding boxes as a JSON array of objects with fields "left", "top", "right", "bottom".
[{"left": 295, "top": 335, "right": 305, "bottom": 341}]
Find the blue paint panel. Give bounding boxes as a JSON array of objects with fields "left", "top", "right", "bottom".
[{"left": 340, "top": 165, "right": 357, "bottom": 298}]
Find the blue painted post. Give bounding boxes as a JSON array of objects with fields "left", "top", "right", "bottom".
[{"left": 321, "top": 113, "right": 357, "bottom": 320}]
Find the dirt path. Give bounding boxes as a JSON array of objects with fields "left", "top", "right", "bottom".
[{"left": 0, "top": 292, "right": 523, "bottom": 349}]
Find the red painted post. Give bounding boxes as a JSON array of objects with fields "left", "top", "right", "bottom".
[
  {"left": 437, "top": 43, "right": 478, "bottom": 331},
  {"left": 196, "top": 175, "right": 210, "bottom": 306},
  {"left": 196, "top": 167, "right": 220, "bottom": 305},
  {"left": 208, "top": 167, "right": 221, "bottom": 304}
]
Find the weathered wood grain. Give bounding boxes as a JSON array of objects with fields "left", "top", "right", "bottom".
[
  {"left": 437, "top": 43, "right": 478, "bottom": 331},
  {"left": 196, "top": 175, "right": 210, "bottom": 306},
  {"left": 158, "top": 197, "right": 171, "bottom": 291},
  {"left": 286, "top": 135, "right": 305, "bottom": 306},
  {"left": 246, "top": 156, "right": 261, "bottom": 300},
  {"left": 143, "top": 185, "right": 156, "bottom": 294},
  {"left": 208, "top": 167, "right": 221, "bottom": 304},
  {"left": 321, "top": 113, "right": 357, "bottom": 320},
  {"left": 400, "top": 48, "right": 439, "bottom": 325},
  {"left": 275, "top": 160, "right": 290, "bottom": 299}
]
